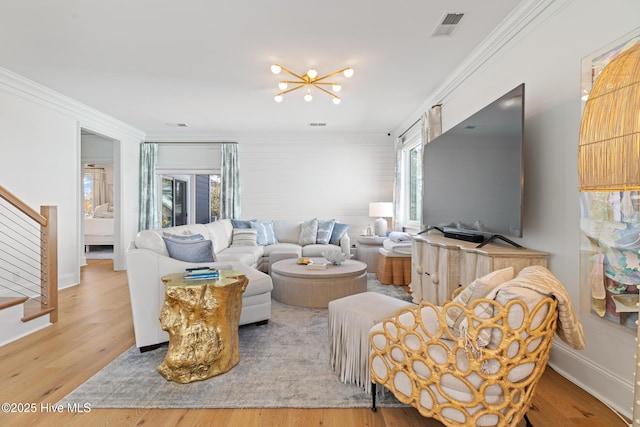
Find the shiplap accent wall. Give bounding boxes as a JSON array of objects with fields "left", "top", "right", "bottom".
[{"left": 237, "top": 133, "right": 395, "bottom": 240}]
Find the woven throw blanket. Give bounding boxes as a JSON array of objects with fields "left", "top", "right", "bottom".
[{"left": 485, "top": 265, "right": 586, "bottom": 350}]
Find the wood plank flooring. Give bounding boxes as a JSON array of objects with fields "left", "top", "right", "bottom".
[{"left": 0, "top": 260, "right": 629, "bottom": 427}]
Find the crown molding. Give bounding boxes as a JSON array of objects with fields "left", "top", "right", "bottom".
[
  {"left": 0, "top": 66, "right": 145, "bottom": 140},
  {"left": 394, "top": 0, "right": 573, "bottom": 136}
]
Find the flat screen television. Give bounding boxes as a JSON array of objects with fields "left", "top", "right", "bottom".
[{"left": 421, "top": 83, "right": 524, "bottom": 246}]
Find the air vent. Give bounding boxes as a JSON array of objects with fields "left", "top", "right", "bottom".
[
  {"left": 166, "top": 123, "right": 189, "bottom": 127},
  {"left": 432, "top": 12, "right": 464, "bottom": 37},
  {"left": 308, "top": 122, "right": 327, "bottom": 127}
]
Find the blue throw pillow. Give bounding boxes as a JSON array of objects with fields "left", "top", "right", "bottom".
[
  {"left": 162, "top": 233, "right": 205, "bottom": 241},
  {"left": 316, "top": 219, "right": 336, "bottom": 244},
  {"left": 163, "top": 237, "right": 215, "bottom": 262},
  {"left": 231, "top": 219, "right": 254, "bottom": 229},
  {"left": 250, "top": 221, "right": 278, "bottom": 245},
  {"left": 329, "top": 222, "right": 350, "bottom": 245}
]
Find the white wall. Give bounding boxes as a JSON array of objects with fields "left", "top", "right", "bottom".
[
  {"left": 0, "top": 86, "right": 80, "bottom": 287},
  {"left": 400, "top": 0, "right": 639, "bottom": 416},
  {"left": 0, "top": 67, "right": 144, "bottom": 286},
  {"left": 237, "top": 133, "right": 395, "bottom": 240}
]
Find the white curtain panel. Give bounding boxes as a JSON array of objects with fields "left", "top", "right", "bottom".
[{"left": 422, "top": 104, "right": 442, "bottom": 146}]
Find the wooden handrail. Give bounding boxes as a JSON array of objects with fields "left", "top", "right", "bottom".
[
  {"left": 0, "top": 185, "right": 47, "bottom": 226},
  {"left": 0, "top": 186, "right": 57, "bottom": 325}
]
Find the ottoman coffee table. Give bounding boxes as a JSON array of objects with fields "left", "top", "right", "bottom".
[{"left": 270, "top": 258, "right": 367, "bottom": 308}]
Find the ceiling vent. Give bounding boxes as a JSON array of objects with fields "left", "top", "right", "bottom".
[
  {"left": 308, "top": 122, "right": 327, "bottom": 127},
  {"left": 432, "top": 12, "right": 464, "bottom": 37},
  {"left": 166, "top": 123, "right": 189, "bottom": 127}
]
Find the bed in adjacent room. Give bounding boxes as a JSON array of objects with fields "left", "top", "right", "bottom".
[{"left": 84, "top": 204, "right": 114, "bottom": 248}]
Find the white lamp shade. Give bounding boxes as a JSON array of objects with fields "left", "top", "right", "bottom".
[{"left": 369, "top": 202, "right": 393, "bottom": 218}]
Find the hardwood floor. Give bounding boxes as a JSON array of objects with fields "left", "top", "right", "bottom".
[{"left": 0, "top": 260, "right": 628, "bottom": 427}]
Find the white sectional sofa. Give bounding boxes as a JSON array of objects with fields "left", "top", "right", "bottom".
[{"left": 125, "top": 218, "right": 350, "bottom": 350}]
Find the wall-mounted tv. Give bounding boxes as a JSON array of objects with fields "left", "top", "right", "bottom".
[{"left": 421, "top": 83, "right": 524, "bottom": 246}]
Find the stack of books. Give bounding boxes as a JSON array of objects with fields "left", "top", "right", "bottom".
[
  {"left": 183, "top": 267, "right": 220, "bottom": 281},
  {"left": 306, "top": 260, "right": 328, "bottom": 270}
]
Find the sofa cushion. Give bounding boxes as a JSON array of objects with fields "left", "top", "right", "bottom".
[
  {"left": 163, "top": 237, "right": 215, "bottom": 263},
  {"left": 316, "top": 219, "right": 335, "bottom": 245},
  {"left": 273, "top": 220, "right": 302, "bottom": 244},
  {"left": 330, "top": 222, "right": 350, "bottom": 245},
  {"left": 263, "top": 243, "right": 302, "bottom": 256},
  {"left": 216, "top": 252, "right": 258, "bottom": 266},
  {"left": 302, "top": 243, "right": 342, "bottom": 257},
  {"left": 235, "top": 267, "right": 274, "bottom": 298},
  {"left": 231, "top": 228, "right": 258, "bottom": 246},
  {"left": 204, "top": 219, "right": 233, "bottom": 254},
  {"left": 135, "top": 226, "right": 211, "bottom": 257},
  {"left": 217, "top": 246, "right": 263, "bottom": 265},
  {"left": 299, "top": 218, "right": 318, "bottom": 245},
  {"left": 251, "top": 220, "right": 278, "bottom": 245}
]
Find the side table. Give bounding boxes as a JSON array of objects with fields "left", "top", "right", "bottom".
[
  {"left": 355, "top": 236, "right": 386, "bottom": 273},
  {"left": 157, "top": 270, "right": 248, "bottom": 383}
]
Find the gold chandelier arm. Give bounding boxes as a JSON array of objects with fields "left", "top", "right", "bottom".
[
  {"left": 277, "top": 64, "right": 308, "bottom": 81},
  {"left": 281, "top": 79, "right": 309, "bottom": 85},
  {"left": 312, "top": 83, "right": 340, "bottom": 99},
  {"left": 312, "top": 67, "right": 352, "bottom": 83},
  {"left": 276, "top": 84, "right": 306, "bottom": 97}
]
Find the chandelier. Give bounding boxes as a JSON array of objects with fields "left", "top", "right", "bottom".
[{"left": 270, "top": 64, "right": 354, "bottom": 104}]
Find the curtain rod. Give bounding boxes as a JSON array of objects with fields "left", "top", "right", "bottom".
[
  {"left": 397, "top": 104, "right": 442, "bottom": 139},
  {"left": 143, "top": 141, "right": 237, "bottom": 144},
  {"left": 398, "top": 118, "right": 420, "bottom": 139}
]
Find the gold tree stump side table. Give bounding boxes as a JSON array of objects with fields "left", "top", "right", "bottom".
[{"left": 157, "top": 270, "right": 248, "bottom": 383}]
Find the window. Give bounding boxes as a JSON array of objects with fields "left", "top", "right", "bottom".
[
  {"left": 407, "top": 144, "right": 422, "bottom": 223},
  {"left": 83, "top": 164, "right": 114, "bottom": 217},
  {"left": 400, "top": 128, "right": 423, "bottom": 229},
  {"left": 210, "top": 175, "right": 221, "bottom": 221},
  {"left": 160, "top": 173, "right": 220, "bottom": 227}
]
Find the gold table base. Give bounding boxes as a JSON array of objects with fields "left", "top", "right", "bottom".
[{"left": 158, "top": 271, "right": 248, "bottom": 383}]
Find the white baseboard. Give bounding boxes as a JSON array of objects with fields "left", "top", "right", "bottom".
[
  {"left": 0, "top": 305, "right": 51, "bottom": 347},
  {"left": 549, "top": 342, "right": 633, "bottom": 420}
]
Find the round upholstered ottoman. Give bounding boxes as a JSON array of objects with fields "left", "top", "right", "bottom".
[{"left": 270, "top": 258, "right": 367, "bottom": 308}]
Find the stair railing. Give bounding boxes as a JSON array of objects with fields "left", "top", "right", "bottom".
[{"left": 0, "top": 185, "right": 57, "bottom": 323}]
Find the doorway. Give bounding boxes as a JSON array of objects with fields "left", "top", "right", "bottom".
[{"left": 80, "top": 130, "right": 119, "bottom": 268}]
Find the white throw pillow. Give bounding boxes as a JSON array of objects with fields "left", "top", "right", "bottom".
[
  {"left": 231, "top": 229, "right": 258, "bottom": 247},
  {"left": 445, "top": 266, "right": 515, "bottom": 345},
  {"left": 299, "top": 218, "right": 318, "bottom": 246}
]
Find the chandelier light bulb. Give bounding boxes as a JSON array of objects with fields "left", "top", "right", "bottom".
[
  {"left": 333, "top": 97, "right": 341, "bottom": 105},
  {"left": 278, "top": 81, "right": 288, "bottom": 90},
  {"left": 271, "top": 64, "right": 282, "bottom": 74},
  {"left": 304, "top": 91, "right": 313, "bottom": 102},
  {"left": 274, "top": 95, "right": 283, "bottom": 103},
  {"left": 332, "top": 84, "right": 342, "bottom": 92},
  {"left": 343, "top": 68, "right": 354, "bottom": 78},
  {"left": 307, "top": 68, "right": 318, "bottom": 79}
]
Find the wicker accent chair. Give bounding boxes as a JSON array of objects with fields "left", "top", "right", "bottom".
[{"left": 369, "top": 266, "right": 565, "bottom": 427}]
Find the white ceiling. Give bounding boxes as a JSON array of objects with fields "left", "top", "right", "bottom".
[{"left": 0, "top": 0, "right": 526, "bottom": 138}]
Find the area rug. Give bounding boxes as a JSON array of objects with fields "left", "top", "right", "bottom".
[
  {"left": 85, "top": 245, "right": 114, "bottom": 260},
  {"left": 58, "top": 274, "right": 412, "bottom": 409}
]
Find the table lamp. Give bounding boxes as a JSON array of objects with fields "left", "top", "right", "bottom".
[{"left": 369, "top": 202, "right": 393, "bottom": 237}]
